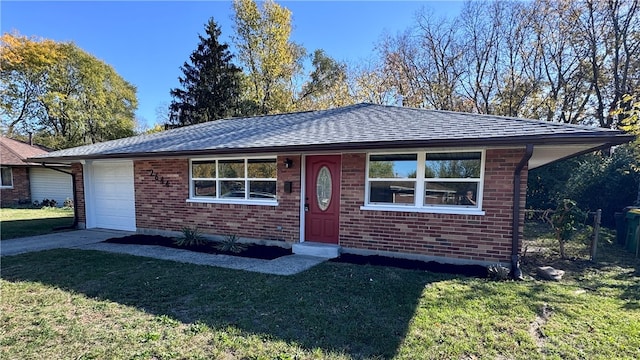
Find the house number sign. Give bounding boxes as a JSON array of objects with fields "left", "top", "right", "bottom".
[{"left": 147, "top": 169, "right": 171, "bottom": 187}]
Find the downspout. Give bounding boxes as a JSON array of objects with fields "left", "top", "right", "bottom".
[
  {"left": 40, "top": 163, "right": 79, "bottom": 229},
  {"left": 511, "top": 144, "right": 534, "bottom": 280}
]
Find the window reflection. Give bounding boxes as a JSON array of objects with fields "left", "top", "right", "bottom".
[
  {"left": 425, "top": 152, "right": 481, "bottom": 178},
  {"left": 369, "top": 181, "right": 416, "bottom": 205},
  {"left": 369, "top": 154, "right": 417, "bottom": 178},
  {"left": 425, "top": 182, "right": 479, "bottom": 207},
  {"left": 219, "top": 160, "right": 245, "bottom": 178}
]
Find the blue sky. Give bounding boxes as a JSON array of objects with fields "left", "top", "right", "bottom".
[{"left": 2, "top": 1, "right": 463, "bottom": 127}]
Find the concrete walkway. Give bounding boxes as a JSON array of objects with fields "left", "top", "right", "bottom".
[
  {"left": 1, "top": 230, "right": 327, "bottom": 276},
  {"left": 1, "top": 229, "right": 132, "bottom": 256}
]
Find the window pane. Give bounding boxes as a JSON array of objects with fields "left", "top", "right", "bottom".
[
  {"left": 369, "top": 181, "right": 415, "bottom": 205},
  {"left": 425, "top": 152, "right": 481, "bottom": 178},
  {"left": 193, "top": 180, "right": 216, "bottom": 197},
  {"left": 220, "top": 180, "right": 246, "bottom": 198},
  {"left": 219, "top": 160, "right": 245, "bottom": 178},
  {"left": 249, "top": 180, "right": 277, "bottom": 199},
  {"left": 1, "top": 167, "right": 12, "bottom": 186},
  {"left": 316, "top": 166, "right": 332, "bottom": 211},
  {"left": 247, "top": 159, "right": 276, "bottom": 178},
  {"left": 192, "top": 161, "right": 216, "bottom": 178},
  {"left": 369, "top": 154, "right": 417, "bottom": 178},
  {"left": 425, "top": 182, "right": 479, "bottom": 207}
]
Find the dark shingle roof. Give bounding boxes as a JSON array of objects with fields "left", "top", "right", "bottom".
[
  {"left": 30, "top": 103, "right": 633, "bottom": 162},
  {"left": 1, "top": 137, "right": 49, "bottom": 165}
]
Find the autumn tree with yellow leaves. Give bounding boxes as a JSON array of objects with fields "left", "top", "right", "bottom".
[
  {"left": 232, "top": 0, "right": 306, "bottom": 115},
  {"left": 0, "top": 33, "right": 137, "bottom": 149}
]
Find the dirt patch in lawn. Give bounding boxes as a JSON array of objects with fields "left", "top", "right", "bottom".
[
  {"left": 330, "top": 253, "right": 488, "bottom": 277},
  {"left": 103, "top": 234, "right": 292, "bottom": 260}
]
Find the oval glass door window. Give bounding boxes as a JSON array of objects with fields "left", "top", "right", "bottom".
[{"left": 316, "top": 166, "right": 332, "bottom": 211}]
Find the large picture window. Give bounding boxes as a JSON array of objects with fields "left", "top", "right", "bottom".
[
  {"left": 190, "top": 157, "right": 277, "bottom": 203},
  {"left": 365, "top": 150, "right": 484, "bottom": 213},
  {"left": 368, "top": 154, "right": 417, "bottom": 205},
  {"left": 1, "top": 166, "right": 13, "bottom": 188}
]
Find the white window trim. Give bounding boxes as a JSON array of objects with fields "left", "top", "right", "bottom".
[
  {"left": 188, "top": 156, "right": 278, "bottom": 206},
  {"left": 362, "top": 150, "right": 486, "bottom": 215},
  {"left": 0, "top": 166, "right": 13, "bottom": 189}
]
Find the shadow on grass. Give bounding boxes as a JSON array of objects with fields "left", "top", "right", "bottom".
[
  {"left": 0, "top": 217, "right": 74, "bottom": 240},
  {"left": 1, "top": 249, "right": 457, "bottom": 358}
]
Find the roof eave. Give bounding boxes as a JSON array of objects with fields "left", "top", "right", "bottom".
[{"left": 27, "top": 133, "right": 635, "bottom": 163}]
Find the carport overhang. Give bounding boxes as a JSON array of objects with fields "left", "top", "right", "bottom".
[{"left": 529, "top": 142, "right": 613, "bottom": 169}]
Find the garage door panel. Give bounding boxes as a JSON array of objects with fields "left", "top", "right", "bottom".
[
  {"left": 89, "top": 161, "right": 136, "bottom": 231},
  {"left": 94, "top": 185, "right": 133, "bottom": 197},
  {"left": 94, "top": 201, "right": 134, "bottom": 214}
]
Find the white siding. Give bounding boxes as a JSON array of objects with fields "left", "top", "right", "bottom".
[{"left": 30, "top": 167, "right": 73, "bottom": 206}]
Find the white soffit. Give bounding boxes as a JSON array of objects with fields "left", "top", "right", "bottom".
[{"left": 529, "top": 143, "right": 606, "bottom": 169}]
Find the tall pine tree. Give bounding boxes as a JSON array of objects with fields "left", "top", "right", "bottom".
[{"left": 169, "top": 18, "right": 242, "bottom": 126}]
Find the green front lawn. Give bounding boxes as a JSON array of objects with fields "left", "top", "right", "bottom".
[
  {"left": 0, "top": 207, "right": 74, "bottom": 240},
  {"left": 1, "top": 233, "right": 639, "bottom": 359}
]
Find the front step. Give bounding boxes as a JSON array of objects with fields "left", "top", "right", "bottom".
[{"left": 292, "top": 242, "right": 340, "bottom": 259}]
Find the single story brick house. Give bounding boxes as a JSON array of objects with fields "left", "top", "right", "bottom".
[
  {"left": 30, "top": 103, "right": 633, "bottom": 274},
  {"left": 1, "top": 136, "right": 73, "bottom": 207}
]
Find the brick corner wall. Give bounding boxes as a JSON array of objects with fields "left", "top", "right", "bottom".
[
  {"left": 1, "top": 167, "right": 30, "bottom": 207},
  {"left": 70, "top": 163, "right": 86, "bottom": 225}
]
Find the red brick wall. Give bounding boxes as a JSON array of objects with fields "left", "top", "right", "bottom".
[
  {"left": 70, "top": 163, "right": 86, "bottom": 226},
  {"left": 70, "top": 148, "right": 528, "bottom": 264},
  {"left": 1, "top": 167, "right": 30, "bottom": 206},
  {"left": 134, "top": 156, "right": 301, "bottom": 242},
  {"left": 339, "top": 149, "right": 528, "bottom": 264}
]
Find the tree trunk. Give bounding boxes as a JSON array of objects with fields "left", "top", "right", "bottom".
[{"left": 559, "top": 238, "right": 566, "bottom": 259}]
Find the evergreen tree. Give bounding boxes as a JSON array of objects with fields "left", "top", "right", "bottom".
[{"left": 169, "top": 18, "right": 242, "bottom": 126}]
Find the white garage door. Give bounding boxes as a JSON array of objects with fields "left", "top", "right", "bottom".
[
  {"left": 89, "top": 161, "right": 136, "bottom": 231},
  {"left": 30, "top": 167, "right": 73, "bottom": 205}
]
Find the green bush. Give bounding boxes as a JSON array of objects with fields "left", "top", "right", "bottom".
[
  {"left": 215, "top": 234, "right": 247, "bottom": 253},
  {"left": 487, "top": 264, "right": 510, "bottom": 281},
  {"left": 174, "top": 227, "right": 206, "bottom": 247},
  {"left": 551, "top": 199, "right": 585, "bottom": 259},
  {"left": 527, "top": 144, "right": 639, "bottom": 227}
]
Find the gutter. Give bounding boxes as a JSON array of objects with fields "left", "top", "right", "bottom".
[
  {"left": 40, "top": 164, "right": 79, "bottom": 230},
  {"left": 511, "top": 144, "right": 534, "bottom": 280}
]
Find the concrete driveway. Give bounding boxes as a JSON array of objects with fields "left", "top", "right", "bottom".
[{"left": 1, "top": 229, "right": 133, "bottom": 256}]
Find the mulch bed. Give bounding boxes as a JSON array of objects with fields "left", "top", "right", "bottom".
[
  {"left": 103, "top": 234, "right": 292, "bottom": 260},
  {"left": 330, "top": 253, "right": 489, "bottom": 277},
  {"left": 104, "top": 234, "right": 488, "bottom": 276}
]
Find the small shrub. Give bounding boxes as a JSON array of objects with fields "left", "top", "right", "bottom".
[
  {"left": 38, "top": 199, "right": 58, "bottom": 208},
  {"left": 551, "top": 199, "right": 585, "bottom": 259},
  {"left": 215, "top": 234, "right": 247, "bottom": 253},
  {"left": 174, "top": 227, "right": 206, "bottom": 247},
  {"left": 63, "top": 198, "right": 74, "bottom": 209},
  {"left": 487, "top": 264, "right": 511, "bottom": 281}
]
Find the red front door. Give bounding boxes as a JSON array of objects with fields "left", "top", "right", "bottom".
[{"left": 305, "top": 155, "right": 341, "bottom": 244}]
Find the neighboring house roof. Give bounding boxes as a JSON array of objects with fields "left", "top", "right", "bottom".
[
  {"left": 29, "top": 103, "right": 634, "bottom": 168},
  {"left": 0, "top": 136, "right": 49, "bottom": 166}
]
